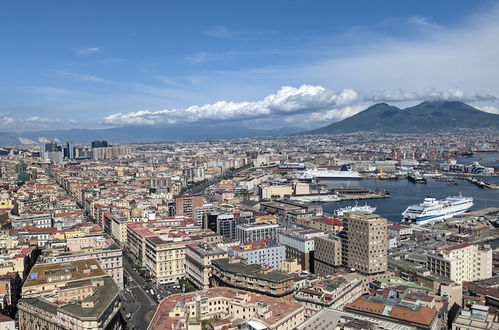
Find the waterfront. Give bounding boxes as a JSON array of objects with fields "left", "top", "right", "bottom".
[{"left": 323, "top": 175, "right": 499, "bottom": 223}]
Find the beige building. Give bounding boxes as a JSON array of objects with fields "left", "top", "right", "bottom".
[
  {"left": 19, "top": 260, "right": 122, "bottom": 330},
  {"left": 185, "top": 243, "right": 228, "bottom": 289},
  {"left": 148, "top": 287, "right": 305, "bottom": 330},
  {"left": 314, "top": 234, "right": 342, "bottom": 275},
  {"left": 211, "top": 258, "right": 296, "bottom": 299},
  {"left": 260, "top": 185, "right": 293, "bottom": 199},
  {"left": 341, "top": 211, "right": 387, "bottom": 275},
  {"left": 144, "top": 231, "right": 221, "bottom": 285},
  {"left": 427, "top": 243, "right": 492, "bottom": 284}
]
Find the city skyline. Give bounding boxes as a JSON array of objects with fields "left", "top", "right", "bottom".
[{"left": 1, "top": 1, "right": 499, "bottom": 132}]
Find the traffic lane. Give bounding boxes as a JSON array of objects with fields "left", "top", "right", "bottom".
[{"left": 129, "top": 286, "right": 155, "bottom": 330}]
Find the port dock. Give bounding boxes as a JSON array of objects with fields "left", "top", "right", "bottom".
[{"left": 463, "top": 176, "right": 499, "bottom": 189}]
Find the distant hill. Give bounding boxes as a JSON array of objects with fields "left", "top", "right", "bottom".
[
  {"left": 305, "top": 101, "right": 499, "bottom": 134},
  {"left": 0, "top": 124, "right": 300, "bottom": 145}
]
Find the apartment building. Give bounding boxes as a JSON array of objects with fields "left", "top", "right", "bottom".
[
  {"left": 341, "top": 211, "right": 388, "bottom": 275},
  {"left": 236, "top": 223, "right": 279, "bottom": 244},
  {"left": 185, "top": 243, "right": 228, "bottom": 289},
  {"left": 227, "top": 240, "right": 286, "bottom": 268},
  {"left": 175, "top": 194, "right": 203, "bottom": 216},
  {"left": 427, "top": 243, "right": 492, "bottom": 284},
  {"left": 211, "top": 258, "right": 296, "bottom": 299},
  {"left": 40, "top": 234, "right": 124, "bottom": 289},
  {"left": 19, "top": 260, "right": 122, "bottom": 330},
  {"left": 278, "top": 229, "right": 327, "bottom": 272},
  {"left": 205, "top": 212, "right": 236, "bottom": 239},
  {"left": 314, "top": 234, "right": 342, "bottom": 275},
  {"left": 148, "top": 287, "right": 305, "bottom": 330},
  {"left": 143, "top": 230, "right": 221, "bottom": 285}
]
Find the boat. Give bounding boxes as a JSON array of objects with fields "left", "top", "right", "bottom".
[
  {"left": 401, "top": 194, "right": 473, "bottom": 225},
  {"left": 289, "top": 194, "right": 341, "bottom": 203},
  {"left": 334, "top": 201, "right": 376, "bottom": 217},
  {"left": 408, "top": 172, "right": 427, "bottom": 183},
  {"left": 298, "top": 165, "right": 362, "bottom": 182}
]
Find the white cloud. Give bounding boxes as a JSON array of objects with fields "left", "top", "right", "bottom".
[
  {"left": 480, "top": 105, "right": 499, "bottom": 114},
  {"left": 26, "top": 116, "right": 56, "bottom": 124},
  {"left": 76, "top": 47, "right": 101, "bottom": 55},
  {"left": 204, "top": 26, "right": 238, "bottom": 38},
  {"left": 58, "top": 71, "right": 107, "bottom": 82},
  {"left": 1, "top": 117, "right": 14, "bottom": 125},
  {"left": 408, "top": 16, "right": 442, "bottom": 29},
  {"left": 364, "top": 88, "right": 498, "bottom": 103},
  {"left": 103, "top": 85, "right": 359, "bottom": 126}
]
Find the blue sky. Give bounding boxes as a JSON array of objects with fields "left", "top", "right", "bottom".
[{"left": 1, "top": 0, "right": 499, "bottom": 131}]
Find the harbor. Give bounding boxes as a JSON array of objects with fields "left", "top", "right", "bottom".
[{"left": 322, "top": 174, "right": 499, "bottom": 223}]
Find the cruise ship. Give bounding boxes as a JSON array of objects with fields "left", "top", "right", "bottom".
[
  {"left": 402, "top": 195, "right": 473, "bottom": 225},
  {"left": 298, "top": 165, "right": 362, "bottom": 182}
]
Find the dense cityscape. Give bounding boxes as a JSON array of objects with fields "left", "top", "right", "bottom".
[
  {"left": 0, "top": 130, "right": 495, "bottom": 329},
  {"left": 2, "top": 1, "right": 499, "bottom": 329}
]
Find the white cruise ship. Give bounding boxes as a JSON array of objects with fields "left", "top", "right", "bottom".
[
  {"left": 402, "top": 195, "right": 473, "bottom": 225},
  {"left": 298, "top": 165, "right": 362, "bottom": 181}
]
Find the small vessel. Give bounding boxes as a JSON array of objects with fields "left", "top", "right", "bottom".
[
  {"left": 408, "top": 172, "right": 427, "bottom": 183},
  {"left": 402, "top": 194, "right": 473, "bottom": 225},
  {"left": 334, "top": 201, "right": 376, "bottom": 217}
]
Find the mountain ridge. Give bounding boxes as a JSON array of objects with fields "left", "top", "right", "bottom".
[{"left": 305, "top": 100, "right": 499, "bottom": 134}]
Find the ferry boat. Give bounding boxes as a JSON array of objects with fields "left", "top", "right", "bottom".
[
  {"left": 334, "top": 201, "right": 376, "bottom": 217},
  {"left": 402, "top": 194, "right": 473, "bottom": 225},
  {"left": 298, "top": 165, "right": 362, "bottom": 182}
]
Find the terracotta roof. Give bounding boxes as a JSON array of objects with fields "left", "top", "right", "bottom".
[{"left": 390, "top": 306, "right": 437, "bottom": 326}]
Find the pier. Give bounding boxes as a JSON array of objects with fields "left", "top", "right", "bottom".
[{"left": 463, "top": 176, "right": 499, "bottom": 189}]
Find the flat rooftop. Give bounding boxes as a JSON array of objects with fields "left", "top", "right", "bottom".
[
  {"left": 24, "top": 259, "right": 107, "bottom": 287},
  {"left": 212, "top": 258, "right": 293, "bottom": 283}
]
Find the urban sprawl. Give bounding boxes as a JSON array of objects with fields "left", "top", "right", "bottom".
[{"left": 0, "top": 130, "right": 497, "bottom": 330}]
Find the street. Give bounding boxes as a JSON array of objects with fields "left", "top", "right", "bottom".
[{"left": 122, "top": 259, "right": 157, "bottom": 330}]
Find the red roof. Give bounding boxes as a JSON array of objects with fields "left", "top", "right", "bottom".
[{"left": 441, "top": 242, "right": 471, "bottom": 251}]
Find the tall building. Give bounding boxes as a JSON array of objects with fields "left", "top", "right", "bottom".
[
  {"left": 91, "top": 140, "right": 108, "bottom": 148},
  {"left": 340, "top": 211, "right": 388, "bottom": 275},
  {"left": 205, "top": 212, "right": 236, "bottom": 239},
  {"left": 64, "top": 141, "right": 75, "bottom": 159},
  {"left": 192, "top": 203, "right": 215, "bottom": 226},
  {"left": 175, "top": 194, "right": 203, "bottom": 216},
  {"left": 314, "top": 234, "right": 342, "bottom": 275},
  {"left": 427, "top": 243, "right": 492, "bottom": 284}
]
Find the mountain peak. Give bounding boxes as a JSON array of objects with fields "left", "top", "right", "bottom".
[{"left": 305, "top": 100, "right": 499, "bottom": 134}]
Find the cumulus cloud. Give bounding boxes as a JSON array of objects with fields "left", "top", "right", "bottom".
[
  {"left": 364, "top": 88, "right": 498, "bottom": 103},
  {"left": 1, "top": 117, "right": 14, "bottom": 125},
  {"left": 102, "top": 84, "right": 499, "bottom": 127},
  {"left": 76, "top": 47, "right": 101, "bottom": 55},
  {"left": 103, "top": 85, "right": 359, "bottom": 126}
]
